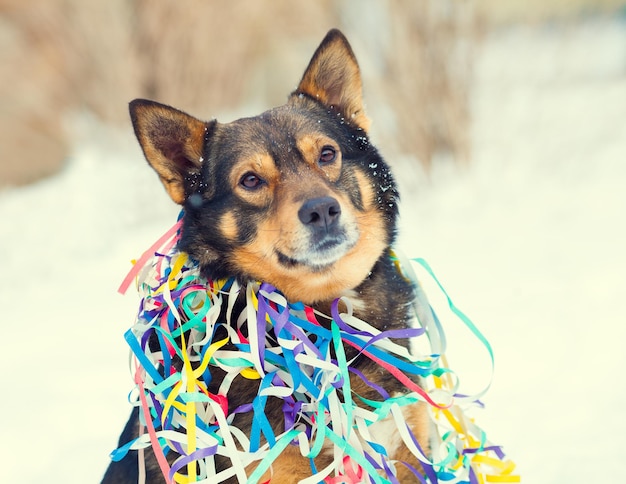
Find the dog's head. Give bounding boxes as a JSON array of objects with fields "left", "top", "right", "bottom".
[{"left": 130, "top": 29, "right": 399, "bottom": 304}]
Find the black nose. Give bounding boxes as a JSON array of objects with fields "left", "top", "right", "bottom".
[{"left": 298, "top": 196, "right": 341, "bottom": 230}]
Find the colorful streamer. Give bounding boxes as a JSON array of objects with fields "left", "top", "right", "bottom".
[{"left": 110, "top": 216, "right": 520, "bottom": 483}]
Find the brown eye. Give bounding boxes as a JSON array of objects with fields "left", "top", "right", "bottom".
[
  {"left": 240, "top": 172, "right": 264, "bottom": 190},
  {"left": 319, "top": 146, "right": 337, "bottom": 165}
]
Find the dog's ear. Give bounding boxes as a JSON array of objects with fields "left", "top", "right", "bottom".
[
  {"left": 296, "top": 29, "right": 370, "bottom": 131},
  {"left": 129, "top": 99, "right": 207, "bottom": 204}
]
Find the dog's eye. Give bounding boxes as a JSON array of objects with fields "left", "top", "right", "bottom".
[
  {"left": 319, "top": 146, "right": 337, "bottom": 165},
  {"left": 240, "top": 172, "right": 265, "bottom": 190}
]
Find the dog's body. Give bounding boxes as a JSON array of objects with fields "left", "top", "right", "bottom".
[{"left": 103, "top": 29, "right": 430, "bottom": 483}]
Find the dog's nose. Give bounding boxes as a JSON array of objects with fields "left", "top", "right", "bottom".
[{"left": 298, "top": 196, "right": 341, "bottom": 230}]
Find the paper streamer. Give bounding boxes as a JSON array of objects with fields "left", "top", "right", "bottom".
[{"left": 110, "top": 217, "right": 520, "bottom": 483}]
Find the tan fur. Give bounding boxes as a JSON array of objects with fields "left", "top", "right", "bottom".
[
  {"left": 219, "top": 211, "right": 239, "bottom": 242},
  {"left": 245, "top": 402, "right": 430, "bottom": 483},
  {"left": 231, "top": 233, "right": 386, "bottom": 304},
  {"left": 295, "top": 134, "right": 343, "bottom": 182},
  {"left": 390, "top": 402, "right": 431, "bottom": 480},
  {"left": 296, "top": 31, "right": 371, "bottom": 132},
  {"left": 131, "top": 102, "right": 206, "bottom": 204},
  {"left": 230, "top": 153, "right": 280, "bottom": 207},
  {"left": 229, "top": 163, "right": 387, "bottom": 304}
]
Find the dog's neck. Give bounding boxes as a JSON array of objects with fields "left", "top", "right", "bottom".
[{"left": 310, "top": 251, "right": 415, "bottom": 336}]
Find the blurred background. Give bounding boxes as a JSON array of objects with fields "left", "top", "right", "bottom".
[
  {"left": 1, "top": 1, "right": 626, "bottom": 483},
  {"left": 2, "top": 0, "right": 622, "bottom": 187}
]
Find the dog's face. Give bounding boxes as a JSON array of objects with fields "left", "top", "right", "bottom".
[{"left": 130, "top": 30, "right": 399, "bottom": 304}]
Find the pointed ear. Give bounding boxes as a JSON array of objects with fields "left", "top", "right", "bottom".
[
  {"left": 129, "top": 99, "right": 207, "bottom": 204},
  {"left": 296, "top": 29, "right": 370, "bottom": 131}
]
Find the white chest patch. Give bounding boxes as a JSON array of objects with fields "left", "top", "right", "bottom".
[{"left": 365, "top": 408, "right": 405, "bottom": 456}]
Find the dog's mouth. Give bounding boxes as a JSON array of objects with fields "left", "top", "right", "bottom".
[{"left": 276, "top": 233, "right": 358, "bottom": 272}]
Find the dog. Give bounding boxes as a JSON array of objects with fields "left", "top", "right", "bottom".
[{"left": 102, "top": 29, "right": 430, "bottom": 483}]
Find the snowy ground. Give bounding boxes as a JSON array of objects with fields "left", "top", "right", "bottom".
[{"left": 1, "top": 17, "right": 625, "bottom": 483}]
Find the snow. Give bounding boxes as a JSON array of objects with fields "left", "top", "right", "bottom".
[
  {"left": 1, "top": 17, "right": 625, "bottom": 483},
  {"left": 398, "top": 18, "right": 626, "bottom": 482}
]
